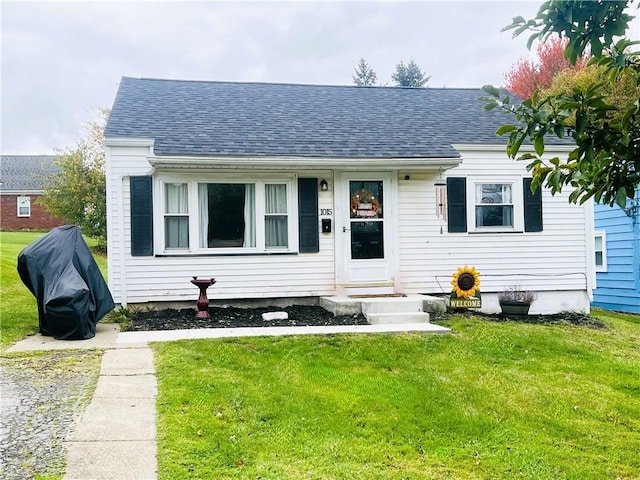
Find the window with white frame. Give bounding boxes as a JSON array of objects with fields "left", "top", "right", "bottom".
[
  {"left": 474, "top": 182, "right": 514, "bottom": 229},
  {"left": 160, "top": 177, "right": 295, "bottom": 253},
  {"left": 17, "top": 196, "right": 31, "bottom": 217},
  {"left": 164, "top": 183, "right": 189, "bottom": 249},
  {"left": 264, "top": 184, "right": 289, "bottom": 248},
  {"left": 594, "top": 231, "right": 607, "bottom": 272}
]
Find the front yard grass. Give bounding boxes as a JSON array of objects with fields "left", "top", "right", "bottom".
[{"left": 154, "top": 312, "right": 640, "bottom": 479}]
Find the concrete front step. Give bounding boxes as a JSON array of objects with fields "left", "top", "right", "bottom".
[
  {"left": 366, "top": 312, "right": 431, "bottom": 324},
  {"left": 360, "top": 297, "right": 423, "bottom": 315},
  {"left": 320, "top": 294, "right": 448, "bottom": 318}
]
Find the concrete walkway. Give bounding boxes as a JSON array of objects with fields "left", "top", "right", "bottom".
[
  {"left": 7, "top": 321, "right": 450, "bottom": 480},
  {"left": 63, "top": 347, "right": 157, "bottom": 480}
]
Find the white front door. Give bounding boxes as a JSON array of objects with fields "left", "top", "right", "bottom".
[{"left": 336, "top": 172, "right": 395, "bottom": 292}]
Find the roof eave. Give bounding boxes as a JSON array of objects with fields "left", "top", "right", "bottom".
[
  {"left": 452, "top": 143, "right": 575, "bottom": 153},
  {"left": 147, "top": 154, "right": 462, "bottom": 171}
]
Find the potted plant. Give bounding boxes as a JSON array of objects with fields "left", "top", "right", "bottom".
[{"left": 498, "top": 286, "right": 537, "bottom": 315}]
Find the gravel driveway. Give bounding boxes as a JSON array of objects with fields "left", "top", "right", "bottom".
[{"left": 0, "top": 350, "right": 102, "bottom": 480}]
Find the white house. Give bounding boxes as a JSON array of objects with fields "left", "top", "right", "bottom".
[{"left": 104, "top": 77, "right": 594, "bottom": 314}]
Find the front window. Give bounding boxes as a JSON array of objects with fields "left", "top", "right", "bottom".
[
  {"left": 17, "top": 196, "right": 31, "bottom": 217},
  {"left": 475, "top": 183, "right": 513, "bottom": 228},
  {"left": 265, "top": 184, "right": 288, "bottom": 248},
  {"left": 164, "top": 183, "right": 189, "bottom": 249},
  {"left": 160, "top": 177, "right": 295, "bottom": 253},
  {"left": 199, "top": 183, "right": 255, "bottom": 248}
]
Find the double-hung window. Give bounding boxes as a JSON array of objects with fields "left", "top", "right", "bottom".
[
  {"left": 594, "top": 231, "right": 607, "bottom": 272},
  {"left": 475, "top": 183, "right": 514, "bottom": 228},
  {"left": 447, "top": 177, "right": 541, "bottom": 233},
  {"left": 159, "top": 176, "right": 295, "bottom": 253},
  {"left": 17, "top": 196, "right": 31, "bottom": 217},
  {"left": 164, "top": 183, "right": 189, "bottom": 249},
  {"left": 265, "top": 184, "right": 289, "bottom": 248}
]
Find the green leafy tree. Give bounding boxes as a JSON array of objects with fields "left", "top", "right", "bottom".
[
  {"left": 352, "top": 57, "right": 377, "bottom": 86},
  {"left": 40, "top": 108, "right": 109, "bottom": 247},
  {"left": 391, "top": 59, "right": 430, "bottom": 87},
  {"left": 483, "top": 0, "right": 639, "bottom": 208}
]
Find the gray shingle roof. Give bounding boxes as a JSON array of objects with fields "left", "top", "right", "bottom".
[
  {"left": 105, "top": 77, "right": 555, "bottom": 159},
  {"left": 0, "top": 155, "right": 60, "bottom": 192}
]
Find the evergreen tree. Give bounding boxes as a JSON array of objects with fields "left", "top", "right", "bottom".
[
  {"left": 352, "top": 57, "right": 377, "bottom": 86},
  {"left": 391, "top": 59, "right": 430, "bottom": 87}
]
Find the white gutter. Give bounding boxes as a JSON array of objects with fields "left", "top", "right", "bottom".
[
  {"left": 0, "top": 190, "right": 44, "bottom": 195},
  {"left": 452, "top": 144, "right": 575, "bottom": 154},
  {"left": 147, "top": 154, "right": 462, "bottom": 171}
]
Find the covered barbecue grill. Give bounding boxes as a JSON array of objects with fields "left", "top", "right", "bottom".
[{"left": 17, "top": 225, "right": 115, "bottom": 340}]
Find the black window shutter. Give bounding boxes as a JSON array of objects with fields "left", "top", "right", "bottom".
[
  {"left": 447, "top": 177, "right": 467, "bottom": 233},
  {"left": 523, "top": 178, "right": 543, "bottom": 232},
  {"left": 298, "top": 178, "right": 319, "bottom": 253},
  {"left": 130, "top": 176, "right": 154, "bottom": 256}
]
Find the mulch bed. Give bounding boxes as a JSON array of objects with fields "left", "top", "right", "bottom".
[
  {"left": 122, "top": 305, "right": 368, "bottom": 331},
  {"left": 439, "top": 309, "right": 607, "bottom": 329},
  {"left": 121, "top": 305, "right": 606, "bottom": 332}
]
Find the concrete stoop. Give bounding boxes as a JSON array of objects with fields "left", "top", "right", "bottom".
[{"left": 320, "top": 294, "right": 447, "bottom": 325}]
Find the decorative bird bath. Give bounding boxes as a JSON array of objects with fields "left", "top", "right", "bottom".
[{"left": 190, "top": 276, "right": 216, "bottom": 318}]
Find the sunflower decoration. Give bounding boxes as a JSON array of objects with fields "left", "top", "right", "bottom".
[{"left": 451, "top": 265, "right": 481, "bottom": 299}]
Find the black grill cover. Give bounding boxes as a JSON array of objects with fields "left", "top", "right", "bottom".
[{"left": 17, "top": 225, "right": 115, "bottom": 340}]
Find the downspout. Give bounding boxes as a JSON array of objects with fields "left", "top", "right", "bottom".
[
  {"left": 118, "top": 175, "right": 128, "bottom": 307},
  {"left": 584, "top": 197, "right": 595, "bottom": 302}
]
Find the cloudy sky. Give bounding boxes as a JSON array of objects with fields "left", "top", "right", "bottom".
[{"left": 2, "top": 1, "right": 636, "bottom": 155}]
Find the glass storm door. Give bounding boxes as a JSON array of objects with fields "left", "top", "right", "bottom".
[
  {"left": 339, "top": 174, "right": 393, "bottom": 286},
  {"left": 349, "top": 180, "right": 384, "bottom": 259}
]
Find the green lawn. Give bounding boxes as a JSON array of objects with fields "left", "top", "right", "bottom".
[
  {"left": 2, "top": 231, "right": 640, "bottom": 478},
  {"left": 0, "top": 230, "right": 107, "bottom": 349},
  {"left": 154, "top": 314, "right": 640, "bottom": 479}
]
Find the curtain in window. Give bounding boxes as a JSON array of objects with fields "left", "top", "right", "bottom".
[
  {"left": 166, "top": 184, "right": 188, "bottom": 213},
  {"left": 265, "top": 184, "right": 288, "bottom": 247},
  {"left": 475, "top": 184, "right": 513, "bottom": 227},
  {"left": 198, "top": 184, "right": 208, "bottom": 248},
  {"left": 244, "top": 184, "right": 256, "bottom": 247},
  {"left": 165, "top": 183, "right": 188, "bottom": 248}
]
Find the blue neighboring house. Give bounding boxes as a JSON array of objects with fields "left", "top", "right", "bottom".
[{"left": 592, "top": 188, "right": 640, "bottom": 314}]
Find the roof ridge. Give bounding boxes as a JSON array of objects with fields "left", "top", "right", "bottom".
[{"left": 122, "top": 76, "right": 486, "bottom": 92}]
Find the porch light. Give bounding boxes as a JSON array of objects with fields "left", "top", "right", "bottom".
[{"left": 320, "top": 179, "right": 329, "bottom": 191}]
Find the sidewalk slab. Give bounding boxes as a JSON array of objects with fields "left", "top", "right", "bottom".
[
  {"left": 68, "top": 396, "right": 156, "bottom": 441},
  {"left": 63, "top": 440, "right": 157, "bottom": 480},
  {"left": 93, "top": 374, "right": 157, "bottom": 398},
  {"left": 117, "top": 322, "right": 450, "bottom": 344},
  {"left": 100, "top": 348, "right": 155, "bottom": 375},
  {"left": 63, "top": 346, "right": 158, "bottom": 480},
  {"left": 4, "top": 323, "right": 146, "bottom": 353}
]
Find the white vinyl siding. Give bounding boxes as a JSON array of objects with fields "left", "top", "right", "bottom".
[
  {"left": 105, "top": 146, "right": 335, "bottom": 304},
  {"left": 106, "top": 143, "right": 591, "bottom": 313},
  {"left": 397, "top": 148, "right": 593, "bottom": 311}
]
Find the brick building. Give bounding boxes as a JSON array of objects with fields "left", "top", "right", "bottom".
[{"left": 0, "top": 155, "right": 65, "bottom": 231}]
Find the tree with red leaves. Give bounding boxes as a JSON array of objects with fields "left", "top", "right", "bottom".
[
  {"left": 484, "top": 0, "right": 639, "bottom": 209},
  {"left": 504, "top": 37, "right": 587, "bottom": 99}
]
